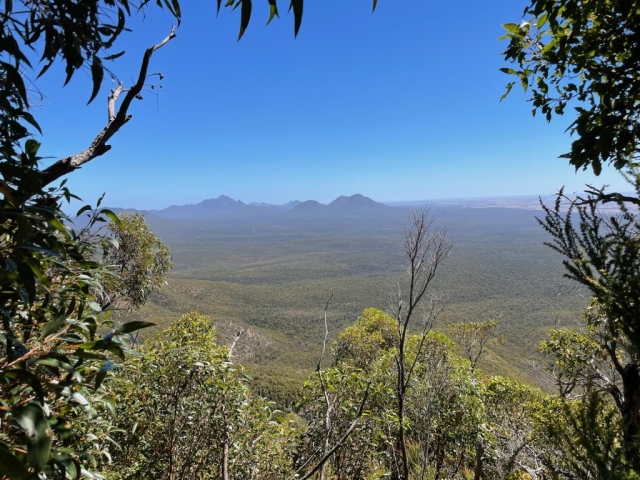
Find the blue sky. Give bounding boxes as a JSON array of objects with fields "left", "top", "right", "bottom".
[{"left": 32, "top": 0, "right": 629, "bottom": 209}]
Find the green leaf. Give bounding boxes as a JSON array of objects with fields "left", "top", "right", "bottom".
[
  {"left": 75, "top": 205, "right": 92, "bottom": 217},
  {"left": 34, "top": 357, "right": 63, "bottom": 368},
  {"left": 18, "top": 245, "right": 62, "bottom": 258},
  {"left": 51, "top": 454, "right": 80, "bottom": 480},
  {"left": 0, "top": 445, "right": 30, "bottom": 480},
  {"left": 48, "top": 216, "right": 69, "bottom": 238},
  {"left": 94, "top": 370, "right": 108, "bottom": 391},
  {"left": 500, "top": 82, "right": 515, "bottom": 102},
  {"left": 16, "top": 262, "right": 35, "bottom": 304},
  {"left": 88, "top": 56, "right": 104, "bottom": 104},
  {"left": 238, "top": 0, "right": 252, "bottom": 40},
  {"left": 115, "top": 320, "right": 155, "bottom": 335},
  {"left": 99, "top": 208, "right": 122, "bottom": 228},
  {"left": 11, "top": 369, "right": 45, "bottom": 404},
  {"left": 24, "top": 139, "right": 40, "bottom": 156},
  {"left": 536, "top": 13, "right": 548, "bottom": 29},
  {"left": 40, "top": 313, "right": 67, "bottom": 339},
  {"left": 88, "top": 301, "right": 102, "bottom": 313},
  {"left": 105, "top": 344, "right": 126, "bottom": 360},
  {"left": 21, "top": 112, "right": 42, "bottom": 134},
  {"left": 12, "top": 403, "right": 52, "bottom": 471},
  {"left": 289, "top": 0, "right": 303, "bottom": 37},
  {"left": 103, "top": 51, "right": 125, "bottom": 61},
  {"left": 502, "top": 22, "right": 520, "bottom": 34},
  {"left": 267, "top": 0, "right": 279, "bottom": 25},
  {"left": 372, "top": 0, "right": 378, "bottom": 12}
]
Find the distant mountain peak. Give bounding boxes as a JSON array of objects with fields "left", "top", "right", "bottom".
[
  {"left": 158, "top": 194, "right": 247, "bottom": 219},
  {"left": 328, "top": 194, "right": 386, "bottom": 210},
  {"left": 292, "top": 200, "right": 327, "bottom": 211}
]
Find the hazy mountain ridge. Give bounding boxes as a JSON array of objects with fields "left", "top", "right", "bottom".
[{"left": 112, "top": 194, "right": 394, "bottom": 221}]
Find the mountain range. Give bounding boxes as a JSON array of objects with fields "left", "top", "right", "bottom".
[{"left": 109, "top": 194, "right": 397, "bottom": 222}]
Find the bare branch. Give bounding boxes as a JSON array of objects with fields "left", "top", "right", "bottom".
[
  {"left": 391, "top": 207, "right": 451, "bottom": 480},
  {"left": 318, "top": 293, "right": 333, "bottom": 371},
  {"left": 228, "top": 329, "right": 245, "bottom": 357},
  {"left": 405, "top": 294, "right": 446, "bottom": 388},
  {"left": 292, "top": 381, "right": 371, "bottom": 480},
  {"left": 39, "top": 26, "right": 177, "bottom": 189},
  {"left": 577, "top": 184, "right": 640, "bottom": 207}
]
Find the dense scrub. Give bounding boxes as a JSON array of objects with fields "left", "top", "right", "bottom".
[{"left": 92, "top": 308, "right": 619, "bottom": 479}]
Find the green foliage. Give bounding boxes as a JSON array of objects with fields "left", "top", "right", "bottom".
[
  {"left": 297, "top": 308, "right": 535, "bottom": 480},
  {"left": 540, "top": 186, "right": 640, "bottom": 358},
  {"left": 0, "top": 190, "right": 155, "bottom": 477},
  {"left": 101, "top": 213, "right": 172, "bottom": 311},
  {"left": 334, "top": 307, "right": 398, "bottom": 369},
  {"left": 535, "top": 393, "right": 638, "bottom": 479},
  {"left": 537, "top": 299, "right": 640, "bottom": 476},
  {"left": 500, "top": 0, "right": 640, "bottom": 174},
  {"left": 296, "top": 363, "right": 391, "bottom": 479},
  {"left": 110, "top": 311, "right": 299, "bottom": 479},
  {"left": 482, "top": 376, "right": 547, "bottom": 479},
  {"left": 539, "top": 180, "right": 640, "bottom": 469},
  {"left": 404, "top": 335, "right": 483, "bottom": 479},
  {"left": 502, "top": 0, "right": 640, "bottom": 474},
  {"left": 449, "top": 319, "right": 499, "bottom": 370}
]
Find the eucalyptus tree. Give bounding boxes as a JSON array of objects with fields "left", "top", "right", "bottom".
[
  {"left": 501, "top": 0, "right": 640, "bottom": 473},
  {"left": 389, "top": 208, "right": 452, "bottom": 479},
  {"left": 0, "top": 0, "right": 380, "bottom": 477}
]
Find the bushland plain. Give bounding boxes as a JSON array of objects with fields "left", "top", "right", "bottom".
[{"left": 118, "top": 195, "right": 587, "bottom": 403}]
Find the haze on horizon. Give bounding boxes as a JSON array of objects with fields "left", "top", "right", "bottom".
[
  {"left": 110, "top": 191, "right": 570, "bottom": 213},
  {"left": 34, "top": 0, "right": 630, "bottom": 210}
]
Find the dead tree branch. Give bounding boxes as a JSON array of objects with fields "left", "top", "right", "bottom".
[
  {"left": 392, "top": 207, "right": 452, "bottom": 480},
  {"left": 228, "top": 329, "right": 246, "bottom": 357},
  {"left": 39, "top": 26, "right": 177, "bottom": 189},
  {"left": 290, "top": 381, "right": 371, "bottom": 480}
]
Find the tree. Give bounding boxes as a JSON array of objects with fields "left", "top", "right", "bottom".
[
  {"left": 403, "top": 333, "right": 482, "bottom": 480},
  {"left": 388, "top": 208, "right": 452, "bottom": 479},
  {"left": 0, "top": 1, "right": 379, "bottom": 476},
  {"left": 449, "top": 320, "right": 498, "bottom": 372},
  {"left": 539, "top": 190, "right": 640, "bottom": 471},
  {"left": 481, "top": 376, "right": 546, "bottom": 479},
  {"left": 502, "top": 1, "right": 640, "bottom": 474},
  {"left": 0, "top": 194, "right": 156, "bottom": 478},
  {"left": 99, "top": 213, "right": 172, "bottom": 311},
  {"left": 111, "top": 311, "right": 298, "bottom": 480},
  {"left": 500, "top": 0, "right": 640, "bottom": 176}
]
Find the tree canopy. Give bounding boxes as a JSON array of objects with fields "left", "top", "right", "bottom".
[
  {"left": 500, "top": 0, "right": 640, "bottom": 175},
  {"left": 0, "top": 1, "right": 382, "bottom": 477},
  {"left": 502, "top": 0, "right": 640, "bottom": 473}
]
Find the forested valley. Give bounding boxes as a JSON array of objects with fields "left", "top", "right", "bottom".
[{"left": 2, "top": 0, "right": 640, "bottom": 479}]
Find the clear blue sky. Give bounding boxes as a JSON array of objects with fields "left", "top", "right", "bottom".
[{"left": 32, "top": 0, "right": 628, "bottom": 209}]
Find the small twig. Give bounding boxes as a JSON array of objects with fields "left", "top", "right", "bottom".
[{"left": 289, "top": 381, "right": 371, "bottom": 480}]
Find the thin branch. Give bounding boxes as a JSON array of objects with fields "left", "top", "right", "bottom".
[
  {"left": 39, "top": 26, "right": 177, "bottom": 189},
  {"left": 318, "top": 293, "right": 333, "bottom": 370},
  {"left": 228, "top": 329, "right": 245, "bottom": 357},
  {"left": 577, "top": 184, "right": 640, "bottom": 207},
  {"left": 292, "top": 381, "right": 371, "bottom": 480}
]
